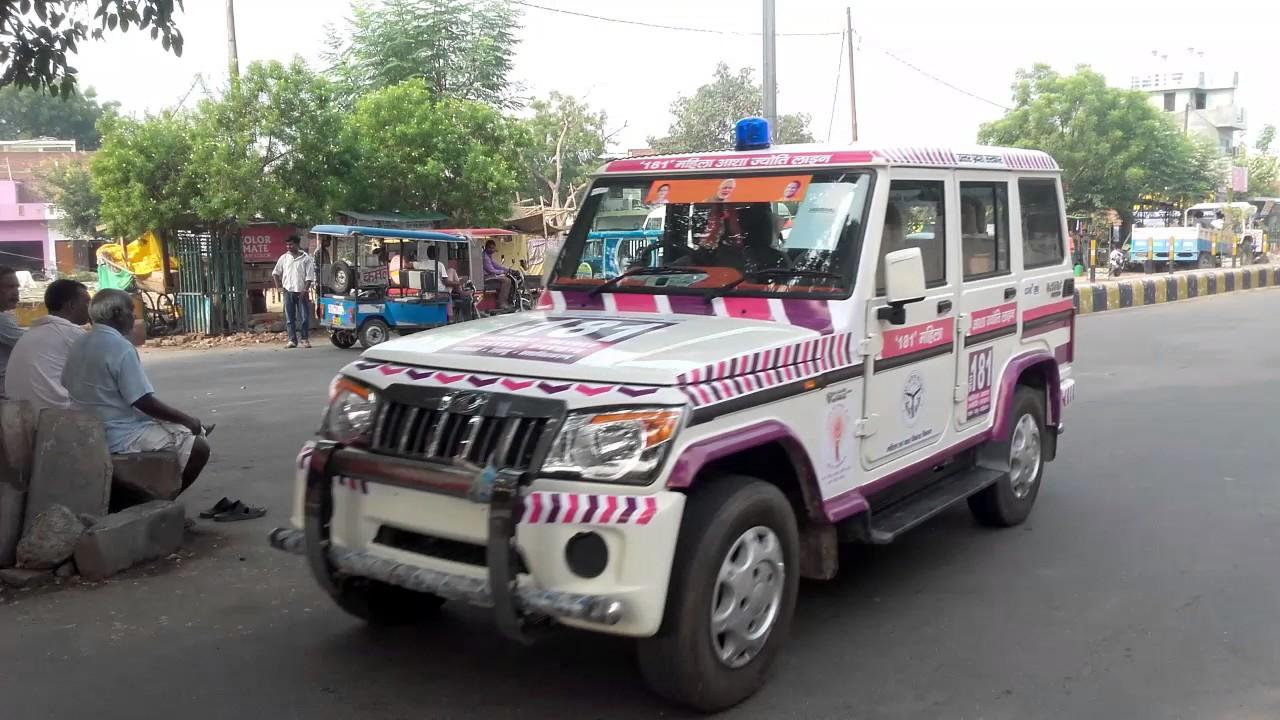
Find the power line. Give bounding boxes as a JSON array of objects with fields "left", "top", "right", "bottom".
[
  {"left": 511, "top": 1, "right": 841, "bottom": 37},
  {"left": 826, "top": 28, "right": 846, "bottom": 142}
]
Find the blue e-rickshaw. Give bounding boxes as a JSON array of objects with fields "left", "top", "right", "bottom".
[{"left": 311, "top": 225, "right": 477, "bottom": 349}]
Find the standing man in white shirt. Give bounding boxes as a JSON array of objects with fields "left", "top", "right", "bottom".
[
  {"left": 272, "top": 235, "right": 316, "bottom": 349},
  {"left": 4, "top": 279, "right": 90, "bottom": 411},
  {"left": 0, "top": 266, "right": 23, "bottom": 399}
]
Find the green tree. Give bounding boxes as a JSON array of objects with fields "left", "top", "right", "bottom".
[
  {"left": 1, "top": 0, "right": 182, "bottom": 96},
  {"left": 979, "top": 64, "right": 1217, "bottom": 229},
  {"left": 1244, "top": 124, "right": 1280, "bottom": 196},
  {"left": 325, "top": 0, "right": 519, "bottom": 107},
  {"left": 521, "top": 91, "right": 609, "bottom": 210},
  {"left": 91, "top": 111, "right": 198, "bottom": 239},
  {"left": 42, "top": 158, "right": 100, "bottom": 237},
  {"left": 342, "top": 78, "right": 528, "bottom": 226},
  {"left": 188, "top": 59, "right": 349, "bottom": 227},
  {"left": 648, "top": 63, "right": 814, "bottom": 153},
  {"left": 0, "top": 84, "right": 116, "bottom": 148}
]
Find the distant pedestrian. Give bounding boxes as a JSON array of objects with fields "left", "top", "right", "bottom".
[
  {"left": 273, "top": 235, "right": 316, "bottom": 349},
  {"left": 4, "top": 279, "right": 90, "bottom": 412},
  {"left": 0, "top": 266, "right": 23, "bottom": 400}
]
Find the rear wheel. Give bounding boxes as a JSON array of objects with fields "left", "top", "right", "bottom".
[
  {"left": 969, "top": 386, "right": 1045, "bottom": 527},
  {"left": 637, "top": 475, "right": 799, "bottom": 712},
  {"left": 358, "top": 318, "right": 390, "bottom": 348},
  {"left": 328, "top": 576, "right": 444, "bottom": 626}
]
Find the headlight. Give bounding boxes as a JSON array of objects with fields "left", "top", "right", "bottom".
[
  {"left": 324, "top": 376, "right": 379, "bottom": 444},
  {"left": 542, "top": 407, "right": 683, "bottom": 484}
]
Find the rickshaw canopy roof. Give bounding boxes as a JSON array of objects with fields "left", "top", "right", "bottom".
[{"left": 309, "top": 225, "right": 470, "bottom": 243}]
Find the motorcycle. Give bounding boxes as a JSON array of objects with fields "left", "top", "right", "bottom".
[{"left": 1107, "top": 247, "right": 1126, "bottom": 278}]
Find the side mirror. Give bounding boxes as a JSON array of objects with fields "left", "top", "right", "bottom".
[{"left": 877, "top": 247, "right": 926, "bottom": 326}]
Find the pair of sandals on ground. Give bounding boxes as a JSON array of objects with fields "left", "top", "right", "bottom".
[{"left": 197, "top": 497, "right": 266, "bottom": 522}]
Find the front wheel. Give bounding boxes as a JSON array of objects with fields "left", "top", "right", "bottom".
[
  {"left": 637, "top": 475, "right": 799, "bottom": 712},
  {"left": 969, "top": 386, "right": 1046, "bottom": 527},
  {"left": 358, "top": 318, "right": 390, "bottom": 349}
]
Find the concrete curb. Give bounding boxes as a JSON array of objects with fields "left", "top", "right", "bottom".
[{"left": 1075, "top": 265, "right": 1280, "bottom": 314}]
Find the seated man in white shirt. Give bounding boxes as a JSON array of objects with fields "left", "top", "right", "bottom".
[{"left": 4, "top": 279, "right": 90, "bottom": 412}]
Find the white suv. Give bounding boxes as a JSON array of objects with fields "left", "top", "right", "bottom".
[{"left": 274, "top": 120, "right": 1076, "bottom": 712}]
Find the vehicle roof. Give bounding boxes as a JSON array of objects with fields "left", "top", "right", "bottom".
[
  {"left": 432, "top": 227, "right": 517, "bottom": 237},
  {"left": 598, "top": 142, "right": 1059, "bottom": 175},
  {"left": 309, "top": 225, "right": 469, "bottom": 242},
  {"left": 1186, "top": 201, "right": 1256, "bottom": 212}
]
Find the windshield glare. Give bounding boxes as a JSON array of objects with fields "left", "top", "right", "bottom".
[{"left": 557, "top": 172, "right": 872, "bottom": 296}]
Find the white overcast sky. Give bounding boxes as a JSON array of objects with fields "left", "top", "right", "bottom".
[{"left": 73, "top": 0, "right": 1280, "bottom": 151}]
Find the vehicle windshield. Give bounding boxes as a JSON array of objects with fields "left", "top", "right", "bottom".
[{"left": 554, "top": 171, "right": 873, "bottom": 297}]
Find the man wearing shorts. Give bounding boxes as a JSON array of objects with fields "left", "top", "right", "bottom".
[{"left": 62, "top": 289, "right": 211, "bottom": 491}]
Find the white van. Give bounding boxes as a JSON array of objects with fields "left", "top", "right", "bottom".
[{"left": 274, "top": 120, "right": 1076, "bottom": 712}]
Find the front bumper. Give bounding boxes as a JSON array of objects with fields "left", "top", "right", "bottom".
[{"left": 277, "top": 441, "right": 685, "bottom": 637}]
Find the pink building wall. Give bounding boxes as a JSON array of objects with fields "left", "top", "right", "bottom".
[{"left": 0, "top": 180, "right": 53, "bottom": 272}]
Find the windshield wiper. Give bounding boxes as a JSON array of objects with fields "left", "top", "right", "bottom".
[
  {"left": 703, "top": 267, "right": 844, "bottom": 301},
  {"left": 588, "top": 266, "right": 695, "bottom": 296}
]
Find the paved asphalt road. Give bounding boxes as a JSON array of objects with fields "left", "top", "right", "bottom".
[{"left": 3, "top": 290, "right": 1280, "bottom": 720}]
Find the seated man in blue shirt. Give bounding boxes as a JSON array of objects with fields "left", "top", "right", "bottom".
[{"left": 62, "top": 289, "right": 211, "bottom": 491}]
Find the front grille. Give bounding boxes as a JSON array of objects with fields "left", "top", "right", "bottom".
[{"left": 369, "top": 388, "right": 561, "bottom": 471}]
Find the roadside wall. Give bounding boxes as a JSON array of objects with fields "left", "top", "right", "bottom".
[{"left": 1076, "top": 265, "right": 1280, "bottom": 314}]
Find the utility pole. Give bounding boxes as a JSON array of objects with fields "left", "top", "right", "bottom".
[
  {"left": 762, "top": 0, "right": 777, "bottom": 138},
  {"left": 225, "top": 0, "right": 240, "bottom": 81},
  {"left": 846, "top": 6, "right": 858, "bottom": 141}
]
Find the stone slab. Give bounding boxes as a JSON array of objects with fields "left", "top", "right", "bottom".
[
  {"left": 25, "top": 409, "right": 112, "bottom": 528},
  {"left": 0, "top": 567, "right": 55, "bottom": 589},
  {"left": 0, "top": 401, "right": 36, "bottom": 567},
  {"left": 74, "top": 501, "right": 185, "bottom": 581},
  {"left": 111, "top": 452, "right": 183, "bottom": 502}
]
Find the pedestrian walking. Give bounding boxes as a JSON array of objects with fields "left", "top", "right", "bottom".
[{"left": 272, "top": 235, "right": 316, "bottom": 349}]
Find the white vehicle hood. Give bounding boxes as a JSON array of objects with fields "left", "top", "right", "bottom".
[{"left": 362, "top": 310, "right": 820, "bottom": 386}]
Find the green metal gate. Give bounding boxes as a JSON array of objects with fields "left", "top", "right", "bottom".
[{"left": 173, "top": 228, "right": 248, "bottom": 335}]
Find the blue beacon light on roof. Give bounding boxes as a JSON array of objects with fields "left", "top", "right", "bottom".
[{"left": 734, "top": 117, "right": 771, "bottom": 151}]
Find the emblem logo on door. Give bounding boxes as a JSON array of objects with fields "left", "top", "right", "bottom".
[{"left": 901, "top": 371, "right": 925, "bottom": 427}]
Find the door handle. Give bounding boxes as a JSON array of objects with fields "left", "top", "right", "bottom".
[
  {"left": 936, "top": 299, "right": 952, "bottom": 314},
  {"left": 1003, "top": 287, "right": 1017, "bottom": 300}
]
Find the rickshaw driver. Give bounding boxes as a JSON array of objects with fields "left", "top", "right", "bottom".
[{"left": 482, "top": 239, "right": 515, "bottom": 311}]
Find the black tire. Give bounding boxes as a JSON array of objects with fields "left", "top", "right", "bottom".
[
  {"left": 329, "top": 330, "right": 356, "bottom": 349},
  {"left": 637, "top": 475, "right": 799, "bottom": 713},
  {"left": 358, "top": 318, "right": 390, "bottom": 349},
  {"left": 330, "top": 260, "right": 354, "bottom": 295},
  {"left": 969, "top": 386, "right": 1046, "bottom": 527},
  {"left": 1197, "top": 252, "right": 1214, "bottom": 269},
  {"left": 328, "top": 576, "right": 445, "bottom": 626}
]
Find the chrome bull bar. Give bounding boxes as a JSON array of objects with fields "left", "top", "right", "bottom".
[{"left": 274, "top": 441, "right": 623, "bottom": 629}]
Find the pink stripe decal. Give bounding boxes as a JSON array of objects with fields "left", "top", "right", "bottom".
[
  {"left": 968, "top": 302, "right": 1018, "bottom": 335},
  {"left": 565, "top": 493, "right": 579, "bottom": 524},
  {"left": 1022, "top": 298, "right": 1075, "bottom": 323},
  {"left": 613, "top": 293, "right": 660, "bottom": 313},
  {"left": 527, "top": 492, "right": 543, "bottom": 524},
  {"left": 600, "top": 496, "right": 618, "bottom": 524},
  {"left": 721, "top": 297, "right": 773, "bottom": 321},
  {"left": 637, "top": 497, "right": 657, "bottom": 525},
  {"left": 880, "top": 317, "right": 955, "bottom": 360}
]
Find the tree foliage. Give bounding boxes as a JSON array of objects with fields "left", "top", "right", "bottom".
[
  {"left": 978, "top": 64, "right": 1220, "bottom": 219},
  {"left": 41, "top": 157, "right": 99, "bottom": 238},
  {"left": 0, "top": 0, "right": 182, "bottom": 96},
  {"left": 188, "top": 59, "right": 349, "bottom": 227},
  {"left": 325, "top": 0, "right": 519, "bottom": 107},
  {"left": 0, "top": 83, "right": 115, "bottom": 147},
  {"left": 342, "top": 78, "right": 528, "bottom": 226},
  {"left": 521, "top": 91, "right": 609, "bottom": 210},
  {"left": 648, "top": 63, "right": 814, "bottom": 153},
  {"left": 90, "top": 111, "right": 197, "bottom": 238},
  {"left": 1244, "top": 124, "right": 1280, "bottom": 196}
]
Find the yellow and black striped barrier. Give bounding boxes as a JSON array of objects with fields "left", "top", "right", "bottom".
[{"left": 1076, "top": 265, "right": 1280, "bottom": 314}]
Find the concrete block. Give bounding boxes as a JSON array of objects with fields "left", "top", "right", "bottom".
[
  {"left": 74, "top": 501, "right": 185, "bottom": 581},
  {"left": 111, "top": 452, "right": 183, "bottom": 502},
  {"left": 0, "top": 400, "right": 36, "bottom": 567},
  {"left": 25, "top": 409, "right": 112, "bottom": 528},
  {"left": 0, "top": 567, "right": 55, "bottom": 589},
  {"left": 16, "top": 504, "right": 86, "bottom": 569}
]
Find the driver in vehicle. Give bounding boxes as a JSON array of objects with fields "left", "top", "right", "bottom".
[{"left": 482, "top": 239, "right": 514, "bottom": 310}]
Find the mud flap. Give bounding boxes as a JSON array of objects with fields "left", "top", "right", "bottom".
[{"left": 485, "top": 466, "right": 533, "bottom": 642}]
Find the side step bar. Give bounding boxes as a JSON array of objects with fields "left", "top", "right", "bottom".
[{"left": 866, "top": 468, "right": 1005, "bottom": 544}]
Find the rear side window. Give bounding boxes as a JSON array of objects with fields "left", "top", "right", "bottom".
[
  {"left": 877, "top": 180, "right": 947, "bottom": 292},
  {"left": 1019, "top": 178, "right": 1065, "bottom": 268},
  {"left": 960, "top": 182, "right": 1010, "bottom": 280}
]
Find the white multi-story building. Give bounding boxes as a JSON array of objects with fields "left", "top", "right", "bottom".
[{"left": 1129, "top": 49, "right": 1246, "bottom": 156}]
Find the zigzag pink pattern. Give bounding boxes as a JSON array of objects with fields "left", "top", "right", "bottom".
[{"left": 678, "top": 334, "right": 859, "bottom": 408}]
